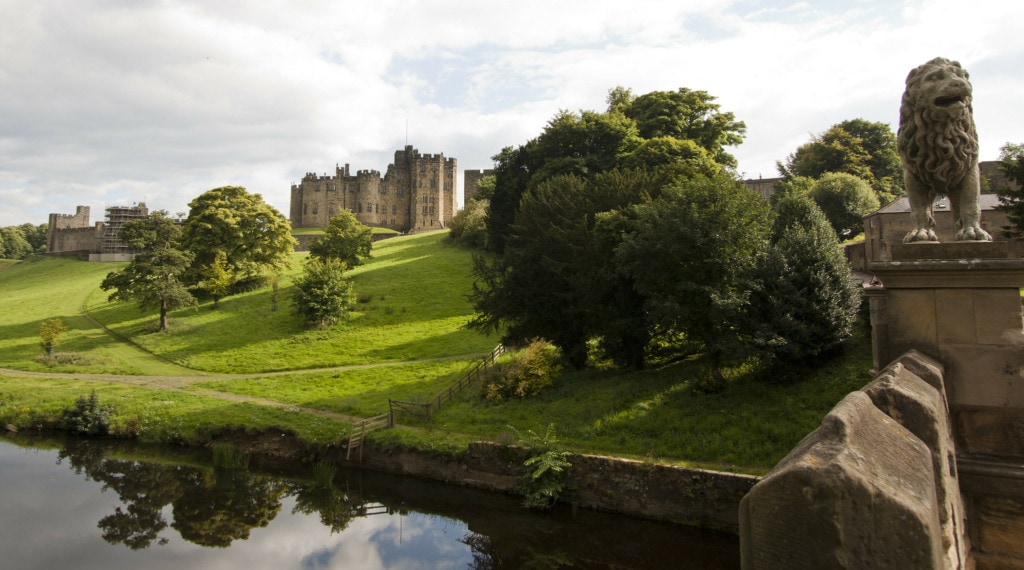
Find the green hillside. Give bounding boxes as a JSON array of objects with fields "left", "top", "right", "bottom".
[{"left": 0, "top": 231, "right": 875, "bottom": 472}]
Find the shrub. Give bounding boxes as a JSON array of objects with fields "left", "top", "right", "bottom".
[
  {"left": 447, "top": 198, "right": 489, "bottom": 249},
  {"left": 61, "top": 391, "right": 114, "bottom": 436},
  {"left": 291, "top": 258, "right": 355, "bottom": 329},
  {"left": 39, "top": 318, "right": 68, "bottom": 355},
  {"left": 481, "top": 340, "right": 561, "bottom": 403},
  {"left": 509, "top": 424, "right": 572, "bottom": 509}
]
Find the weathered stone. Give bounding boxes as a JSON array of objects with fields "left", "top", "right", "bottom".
[
  {"left": 892, "top": 241, "right": 1007, "bottom": 261},
  {"left": 863, "top": 357, "right": 968, "bottom": 569},
  {"left": 739, "top": 391, "right": 943, "bottom": 569},
  {"left": 898, "top": 58, "right": 990, "bottom": 243},
  {"left": 956, "top": 407, "right": 1024, "bottom": 458}
]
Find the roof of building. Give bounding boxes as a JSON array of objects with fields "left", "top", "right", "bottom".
[{"left": 870, "top": 193, "right": 1003, "bottom": 216}]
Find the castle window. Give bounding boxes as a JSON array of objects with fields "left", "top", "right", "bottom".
[
  {"left": 358, "top": 204, "right": 363, "bottom": 213},
  {"left": 430, "top": 179, "right": 436, "bottom": 188},
  {"left": 312, "top": 203, "right": 319, "bottom": 214},
  {"left": 419, "top": 165, "right": 426, "bottom": 173},
  {"left": 392, "top": 205, "right": 397, "bottom": 215},
  {"left": 422, "top": 206, "right": 428, "bottom": 215},
  {"left": 304, "top": 203, "right": 308, "bottom": 215}
]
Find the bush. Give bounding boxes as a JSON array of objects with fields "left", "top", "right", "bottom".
[
  {"left": 291, "top": 258, "right": 355, "bottom": 329},
  {"left": 481, "top": 340, "right": 561, "bottom": 403},
  {"left": 61, "top": 391, "right": 114, "bottom": 436},
  {"left": 447, "top": 199, "right": 489, "bottom": 249}
]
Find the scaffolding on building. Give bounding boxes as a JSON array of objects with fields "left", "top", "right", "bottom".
[{"left": 100, "top": 203, "right": 149, "bottom": 254}]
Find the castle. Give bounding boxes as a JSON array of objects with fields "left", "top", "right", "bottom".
[
  {"left": 290, "top": 146, "right": 457, "bottom": 232},
  {"left": 47, "top": 203, "right": 150, "bottom": 261}
]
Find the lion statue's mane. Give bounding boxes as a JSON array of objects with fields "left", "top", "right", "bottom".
[{"left": 897, "top": 57, "right": 991, "bottom": 242}]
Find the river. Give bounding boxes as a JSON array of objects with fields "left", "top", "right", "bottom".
[{"left": 0, "top": 435, "right": 739, "bottom": 569}]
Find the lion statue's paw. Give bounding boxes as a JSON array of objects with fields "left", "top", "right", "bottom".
[
  {"left": 903, "top": 228, "right": 938, "bottom": 243},
  {"left": 955, "top": 225, "right": 992, "bottom": 242}
]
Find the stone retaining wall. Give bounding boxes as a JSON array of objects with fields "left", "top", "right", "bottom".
[{"left": 347, "top": 441, "right": 757, "bottom": 532}]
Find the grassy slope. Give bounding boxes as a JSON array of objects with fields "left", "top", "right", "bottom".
[
  {"left": 0, "top": 233, "right": 875, "bottom": 472},
  {"left": 85, "top": 231, "right": 497, "bottom": 373},
  {"left": 0, "top": 256, "right": 193, "bottom": 375}
]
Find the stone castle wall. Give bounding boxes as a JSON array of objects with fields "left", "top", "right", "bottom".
[
  {"left": 291, "top": 146, "right": 457, "bottom": 233},
  {"left": 463, "top": 168, "right": 494, "bottom": 203},
  {"left": 47, "top": 206, "right": 101, "bottom": 256}
]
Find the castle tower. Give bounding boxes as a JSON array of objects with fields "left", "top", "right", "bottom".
[{"left": 291, "top": 146, "right": 457, "bottom": 233}]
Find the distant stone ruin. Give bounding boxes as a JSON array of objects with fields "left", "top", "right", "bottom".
[{"left": 46, "top": 203, "right": 149, "bottom": 261}]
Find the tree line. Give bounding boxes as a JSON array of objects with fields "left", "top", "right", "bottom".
[{"left": 0, "top": 223, "right": 47, "bottom": 259}]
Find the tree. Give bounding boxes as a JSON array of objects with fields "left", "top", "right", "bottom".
[
  {"left": 39, "top": 318, "right": 68, "bottom": 355},
  {"left": 447, "top": 198, "right": 489, "bottom": 249},
  {"left": 779, "top": 119, "right": 902, "bottom": 203},
  {"left": 470, "top": 170, "right": 657, "bottom": 369},
  {"left": 307, "top": 210, "right": 372, "bottom": 267},
  {"left": 0, "top": 226, "right": 32, "bottom": 259},
  {"left": 181, "top": 186, "right": 296, "bottom": 289},
  {"left": 808, "top": 172, "right": 879, "bottom": 239},
  {"left": 615, "top": 173, "right": 771, "bottom": 387},
  {"left": 100, "top": 211, "right": 196, "bottom": 332},
  {"left": 486, "top": 86, "right": 745, "bottom": 254},
  {"left": 618, "top": 88, "right": 746, "bottom": 168},
  {"left": 198, "top": 251, "right": 233, "bottom": 308},
  {"left": 748, "top": 195, "right": 861, "bottom": 366},
  {"left": 18, "top": 223, "right": 47, "bottom": 253},
  {"left": 995, "top": 143, "right": 1024, "bottom": 237},
  {"left": 291, "top": 257, "right": 355, "bottom": 329}
]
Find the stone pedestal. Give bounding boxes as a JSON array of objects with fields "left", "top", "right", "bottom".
[
  {"left": 869, "top": 244, "right": 1024, "bottom": 454},
  {"left": 869, "top": 242, "right": 1024, "bottom": 567}
]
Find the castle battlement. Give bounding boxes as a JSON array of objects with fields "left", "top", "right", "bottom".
[{"left": 291, "top": 146, "right": 458, "bottom": 233}]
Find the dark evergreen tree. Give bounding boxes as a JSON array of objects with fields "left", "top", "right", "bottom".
[{"left": 748, "top": 195, "right": 861, "bottom": 367}]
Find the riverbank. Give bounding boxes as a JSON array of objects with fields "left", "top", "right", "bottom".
[{"left": 197, "top": 424, "right": 756, "bottom": 533}]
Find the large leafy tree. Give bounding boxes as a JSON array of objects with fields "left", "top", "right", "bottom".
[
  {"left": 808, "top": 172, "right": 880, "bottom": 239},
  {"left": 615, "top": 173, "right": 771, "bottom": 387},
  {"left": 308, "top": 210, "right": 372, "bottom": 267},
  {"left": 779, "top": 119, "right": 902, "bottom": 203},
  {"left": 181, "top": 186, "right": 296, "bottom": 289},
  {"left": 470, "top": 170, "right": 658, "bottom": 369},
  {"left": 995, "top": 143, "right": 1024, "bottom": 237},
  {"left": 485, "top": 86, "right": 745, "bottom": 254},
  {"left": 617, "top": 88, "right": 746, "bottom": 168},
  {"left": 100, "top": 211, "right": 196, "bottom": 331}
]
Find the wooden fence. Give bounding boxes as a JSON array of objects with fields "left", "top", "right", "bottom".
[
  {"left": 344, "top": 344, "right": 505, "bottom": 461},
  {"left": 388, "top": 344, "right": 505, "bottom": 422}
]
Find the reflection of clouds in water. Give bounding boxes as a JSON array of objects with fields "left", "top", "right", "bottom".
[{"left": 0, "top": 444, "right": 472, "bottom": 570}]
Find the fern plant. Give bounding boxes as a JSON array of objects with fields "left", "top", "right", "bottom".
[{"left": 509, "top": 423, "right": 572, "bottom": 509}]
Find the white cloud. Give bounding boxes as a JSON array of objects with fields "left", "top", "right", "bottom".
[{"left": 0, "top": 0, "right": 1022, "bottom": 226}]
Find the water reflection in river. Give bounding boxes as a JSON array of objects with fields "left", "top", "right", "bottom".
[{"left": 0, "top": 435, "right": 738, "bottom": 569}]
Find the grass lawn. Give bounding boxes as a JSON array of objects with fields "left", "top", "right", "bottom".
[
  {"left": 0, "top": 231, "right": 876, "bottom": 473},
  {"left": 388, "top": 325, "right": 875, "bottom": 473},
  {"left": 84, "top": 231, "right": 497, "bottom": 373}
]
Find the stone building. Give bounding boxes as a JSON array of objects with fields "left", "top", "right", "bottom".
[
  {"left": 290, "top": 146, "right": 457, "bottom": 232},
  {"left": 743, "top": 176, "right": 781, "bottom": 201},
  {"left": 47, "top": 203, "right": 150, "bottom": 261},
  {"left": 463, "top": 168, "right": 494, "bottom": 203}
]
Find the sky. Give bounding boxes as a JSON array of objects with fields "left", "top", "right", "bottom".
[{"left": 1, "top": 0, "right": 1022, "bottom": 227}]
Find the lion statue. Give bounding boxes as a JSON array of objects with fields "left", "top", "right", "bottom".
[{"left": 897, "top": 57, "right": 991, "bottom": 243}]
